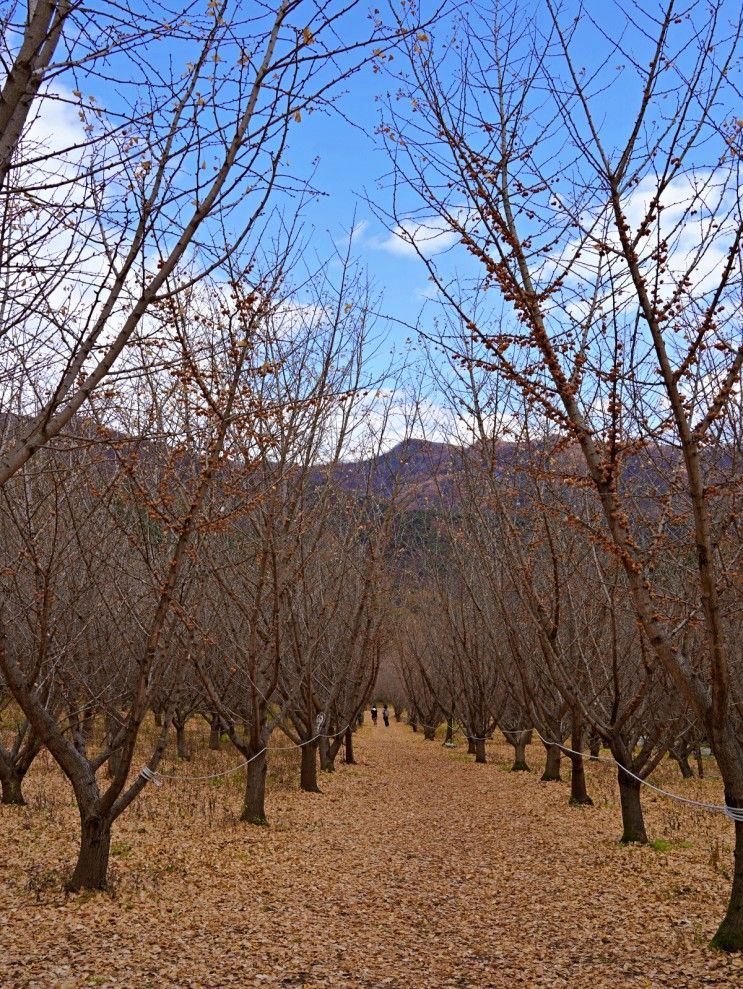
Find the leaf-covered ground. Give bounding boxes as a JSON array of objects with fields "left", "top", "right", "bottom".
[{"left": 2, "top": 722, "right": 743, "bottom": 988}]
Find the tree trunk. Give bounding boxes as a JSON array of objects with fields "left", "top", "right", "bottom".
[
  {"left": 344, "top": 727, "right": 355, "bottom": 765},
  {"left": 209, "top": 716, "right": 222, "bottom": 751},
  {"left": 104, "top": 712, "right": 124, "bottom": 780},
  {"left": 444, "top": 714, "right": 454, "bottom": 745},
  {"left": 409, "top": 715, "right": 418, "bottom": 732},
  {"left": 568, "top": 717, "right": 592, "bottom": 805},
  {"left": 474, "top": 737, "right": 486, "bottom": 764},
  {"left": 394, "top": 707, "right": 402, "bottom": 723},
  {"left": 67, "top": 815, "right": 112, "bottom": 891},
  {"left": 568, "top": 752, "right": 593, "bottom": 806},
  {"left": 541, "top": 743, "right": 562, "bottom": 781},
  {"left": 504, "top": 730, "right": 531, "bottom": 771},
  {"left": 82, "top": 705, "right": 96, "bottom": 743},
  {"left": 423, "top": 724, "right": 436, "bottom": 741},
  {"left": 241, "top": 749, "right": 268, "bottom": 826},
  {"left": 319, "top": 735, "right": 335, "bottom": 773},
  {"left": 69, "top": 704, "right": 86, "bottom": 756},
  {"left": 357, "top": 711, "right": 365, "bottom": 727},
  {"left": 175, "top": 721, "right": 190, "bottom": 761},
  {"left": 106, "top": 746, "right": 124, "bottom": 780},
  {"left": 1, "top": 769, "right": 26, "bottom": 805},
  {"left": 694, "top": 747, "right": 705, "bottom": 779},
  {"left": 671, "top": 750, "right": 694, "bottom": 779},
  {"left": 712, "top": 808, "right": 743, "bottom": 951},
  {"left": 710, "top": 731, "right": 743, "bottom": 951},
  {"left": 589, "top": 737, "right": 601, "bottom": 760},
  {"left": 300, "top": 741, "right": 320, "bottom": 793},
  {"left": 617, "top": 769, "right": 647, "bottom": 844},
  {"left": 513, "top": 735, "right": 530, "bottom": 771},
  {"left": 467, "top": 736, "right": 476, "bottom": 755}
]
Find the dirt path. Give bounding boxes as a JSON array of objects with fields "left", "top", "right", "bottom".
[{"left": 2, "top": 722, "right": 743, "bottom": 987}]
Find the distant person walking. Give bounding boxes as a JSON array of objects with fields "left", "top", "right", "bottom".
[
  {"left": 371, "top": 703, "right": 378, "bottom": 725},
  {"left": 382, "top": 704, "right": 390, "bottom": 728}
]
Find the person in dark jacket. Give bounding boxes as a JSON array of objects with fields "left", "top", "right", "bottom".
[{"left": 371, "top": 704, "right": 378, "bottom": 725}]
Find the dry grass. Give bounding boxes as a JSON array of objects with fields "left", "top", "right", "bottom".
[{"left": 2, "top": 721, "right": 743, "bottom": 987}]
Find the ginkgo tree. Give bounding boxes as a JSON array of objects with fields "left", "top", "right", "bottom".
[
  {"left": 0, "top": 0, "right": 432, "bottom": 483},
  {"left": 382, "top": 0, "right": 743, "bottom": 950}
]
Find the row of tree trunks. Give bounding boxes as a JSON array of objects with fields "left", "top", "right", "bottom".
[{"left": 464, "top": 727, "right": 594, "bottom": 808}]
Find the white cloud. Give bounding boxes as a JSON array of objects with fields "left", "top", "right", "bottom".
[
  {"left": 350, "top": 219, "right": 370, "bottom": 244},
  {"left": 377, "top": 215, "right": 461, "bottom": 258}
]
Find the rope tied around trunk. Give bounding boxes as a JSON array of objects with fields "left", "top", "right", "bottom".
[
  {"left": 418, "top": 720, "right": 743, "bottom": 822},
  {"left": 137, "top": 724, "right": 354, "bottom": 784}
]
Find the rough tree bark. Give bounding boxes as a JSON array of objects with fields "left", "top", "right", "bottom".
[
  {"left": 69, "top": 813, "right": 112, "bottom": 892},
  {"left": 0, "top": 727, "right": 43, "bottom": 806},
  {"left": 541, "top": 743, "right": 562, "bottom": 782},
  {"left": 713, "top": 810, "right": 743, "bottom": 951},
  {"left": 344, "top": 727, "right": 356, "bottom": 764},
  {"left": 568, "top": 719, "right": 593, "bottom": 806},
  {"left": 444, "top": 714, "right": 454, "bottom": 745},
  {"left": 0, "top": 765, "right": 26, "bottom": 805},
  {"left": 709, "top": 740, "right": 743, "bottom": 950},
  {"left": 695, "top": 748, "right": 705, "bottom": 780},
  {"left": 568, "top": 751, "right": 593, "bottom": 806},
  {"left": 300, "top": 741, "right": 320, "bottom": 793},
  {"left": 208, "top": 715, "right": 222, "bottom": 751},
  {"left": 174, "top": 719, "right": 190, "bottom": 761},
  {"left": 319, "top": 735, "right": 336, "bottom": 773},
  {"left": 670, "top": 749, "right": 694, "bottom": 779},
  {"left": 241, "top": 749, "right": 268, "bottom": 826},
  {"left": 503, "top": 730, "right": 531, "bottom": 771},
  {"left": 474, "top": 737, "right": 486, "bottom": 764},
  {"left": 617, "top": 769, "right": 648, "bottom": 845}
]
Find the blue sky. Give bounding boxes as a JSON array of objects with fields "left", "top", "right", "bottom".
[
  {"left": 24, "top": 0, "right": 743, "bottom": 445},
  {"left": 277, "top": 0, "right": 743, "bottom": 361}
]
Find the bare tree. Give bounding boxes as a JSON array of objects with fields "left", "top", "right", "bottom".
[
  {"left": 0, "top": 0, "right": 428, "bottom": 483},
  {"left": 383, "top": 0, "right": 743, "bottom": 949}
]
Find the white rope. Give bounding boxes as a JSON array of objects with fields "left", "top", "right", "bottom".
[
  {"left": 142, "top": 714, "right": 743, "bottom": 822},
  {"left": 427, "top": 720, "right": 743, "bottom": 823},
  {"left": 138, "top": 725, "right": 353, "bottom": 784},
  {"left": 529, "top": 731, "right": 743, "bottom": 824}
]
